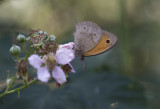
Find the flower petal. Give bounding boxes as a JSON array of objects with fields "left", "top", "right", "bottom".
[
  {"left": 28, "top": 54, "right": 43, "bottom": 69},
  {"left": 55, "top": 48, "right": 75, "bottom": 65},
  {"left": 52, "top": 66, "right": 66, "bottom": 84},
  {"left": 68, "top": 63, "right": 75, "bottom": 73},
  {"left": 37, "top": 67, "right": 50, "bottom": 82},
  {"left": 59, "top": 42, "right": 74, "bottom": 50}
]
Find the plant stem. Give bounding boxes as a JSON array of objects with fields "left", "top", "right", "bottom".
[
  {"left": 22, "top": 43, "right": 27, "bottom": 54},
  {"left": 23, "top": 79, "right": 27, "bottom": 86},
  {"left": 0, "top": 79, "right": 38, "bottom": 98},
  {"left": 119, "top": 0, "right": 132, "bottom": 75}
]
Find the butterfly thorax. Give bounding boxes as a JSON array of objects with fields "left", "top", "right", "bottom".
[{"left": 74, "top": 45, "right": 84, "bottom": 60}]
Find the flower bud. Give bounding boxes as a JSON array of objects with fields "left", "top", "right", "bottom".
[
  {"left": 6, "top": 78, "right": 12, "bottom": 85},
  {"left": 17, "top": 34, "right": 26, "bottom": 44},
  {"left": 9, "top": 44, "right": 21, "bottom": 56},
  {"left": 48, "top": 35, "right": 56, "bottom": 42},
  {"left": 39, "top": 31, "right": 48, "bottom": 37},
  {"left": 26, "top": 36, "right": 30, "bottom": 41}
]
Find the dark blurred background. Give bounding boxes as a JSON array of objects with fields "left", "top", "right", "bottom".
[{"left": 0, "top": 0, "right": 160, "bottom": 109}]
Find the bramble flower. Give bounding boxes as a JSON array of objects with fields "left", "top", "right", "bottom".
[
  {"left": 28, "top": 42, "right": 75, "bottom": 84},
  {"left": 59, "top": 42, "right": 74, "bottom": 50}
]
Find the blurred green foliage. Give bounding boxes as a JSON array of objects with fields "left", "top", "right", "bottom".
[{"left": 0, "top": 0, "right": 160, "bottom": 109}]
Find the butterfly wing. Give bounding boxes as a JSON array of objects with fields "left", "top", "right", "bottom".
[
  {"left": 83, "top": 30, "right": 118, "bottom": 56},
  {"left": 74, "top": 21, "right": 102, "bottom": 57}
]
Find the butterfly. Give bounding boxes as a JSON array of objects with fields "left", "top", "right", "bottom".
[{"left": 73, "top": 21, "right": 117, "bottom": 60}]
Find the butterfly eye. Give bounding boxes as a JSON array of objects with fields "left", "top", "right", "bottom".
[
  {"left": 84, "top": 27, "right": 86, "bottom": 29},
  {"left": 106, "top": 40, "right": 110, "bottom": 43}
]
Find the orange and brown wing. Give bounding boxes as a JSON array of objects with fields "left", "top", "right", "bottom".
[{"left": 83, "top": 30, "right": 117, "bottom": 56}]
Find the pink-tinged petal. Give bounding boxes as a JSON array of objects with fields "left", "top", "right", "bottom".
[
  {"left": 55, "top": 48, "right": 75, "bottom": 65},
  {"left": 52, "top": 66, "right": 66, "bottom": 84},
  {"left": 37, "top": 67, "right": 50, "bottom": 83},
  {"left": 59, "top": 42, "right": 74, "bottom": 50},
  {"left": 68, "top": 63, "right": 75, "bottom": 73},
  {"left": 28, "top": 54, "right": 43, "bottom": 69}
]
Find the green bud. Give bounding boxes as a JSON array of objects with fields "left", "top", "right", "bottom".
[
  {"left": 6, "top": 78, "right": 12, "bottom": 85},
  {"left": 26, "top": 36, "right": 30, "bottom": 41},
  {"left": 9, "top": 44, "right": 21, "bottom": 56},
  {"left": 48, "top": 35, "right": 56, "bottom": 42},
  {"left": 17, "top": 34, "right": 26, "bottom": 43},
  {"left": 39, "top": 31, "right": 48, "bottom": 37}
]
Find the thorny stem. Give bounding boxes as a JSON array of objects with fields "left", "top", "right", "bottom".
[{"left": 0, "top": 79, "right": 39, "bottom": 98}]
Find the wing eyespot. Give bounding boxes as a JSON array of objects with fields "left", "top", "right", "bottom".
[{"left": 106, "top": 40, "right": 110, "bottom": 43}]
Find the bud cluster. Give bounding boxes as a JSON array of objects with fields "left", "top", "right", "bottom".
[
  {"left": 9, "top": 29, "right": 75, "bottom": 87},
  {"left": 9, "top": 29, "right": 58, "bottom": 83}
]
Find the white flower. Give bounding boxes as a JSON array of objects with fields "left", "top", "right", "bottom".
[
  {"left": 59, "top": 42, "right": 74, "bottom": 50},
  {"left": 28, "top": 42, "right": 75, "bottom": 84}
]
